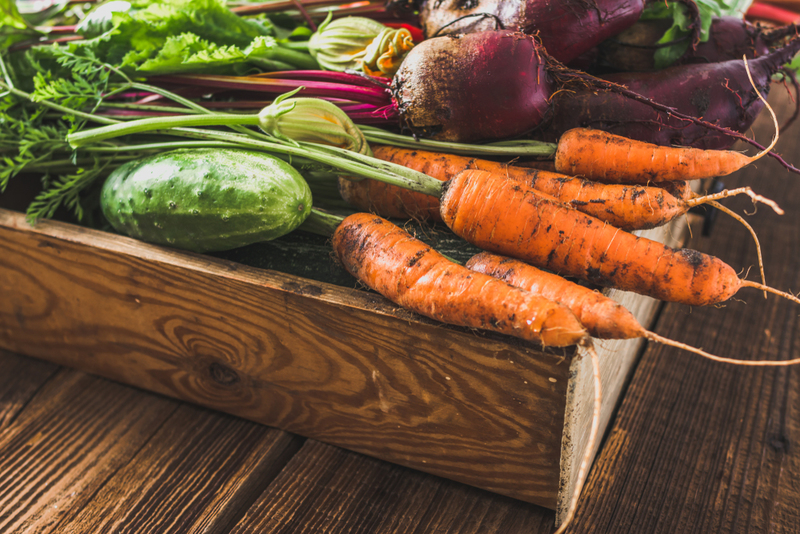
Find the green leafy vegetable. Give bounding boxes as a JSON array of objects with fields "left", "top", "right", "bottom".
[
  {"left": 1, "top": 0, "right": 40, "bottom": 50},
  {"left": 49, "top": 0, "right": 316, "bottom": 75},
  {"left": 136, "top": 34, "right": 317, "bottom": 75},
  {"left": 640, "top": 0, "right": 754, "bottom": 69},
  {"left": 75, "top": 1, "right": 134, "bottom": 38}
]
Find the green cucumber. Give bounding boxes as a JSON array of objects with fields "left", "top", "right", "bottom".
[{"left": 101, "top": 148, "right": 312, "bottom": 252}]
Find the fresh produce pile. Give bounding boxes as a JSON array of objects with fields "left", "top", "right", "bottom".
[{"left": 4, "top": 0, "right": 800, "bottom": 528}]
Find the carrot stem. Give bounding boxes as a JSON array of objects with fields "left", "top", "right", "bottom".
[
  {"left": 358, "top": 125, "right": 558, "bottom": 157},
  {"left": 68, "top": 114, "right": 261, "bottom": 147},
  {"left": 300, "top": 208, "right": 345, "bottom": 236}
]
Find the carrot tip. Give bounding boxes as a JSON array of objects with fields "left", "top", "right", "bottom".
[
  {"left": 744, "top": 55, "right": 780, "bottom": 162},
  {"left": 740, "top": 280, "right": 800, "bottom": 307}
]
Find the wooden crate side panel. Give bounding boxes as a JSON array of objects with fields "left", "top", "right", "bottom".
[
  {"left": 556, "top": 218, "right": 691, "bottom": 522},
  {"left": 0, "top": 210, "right": 572, "bottom": 509}
]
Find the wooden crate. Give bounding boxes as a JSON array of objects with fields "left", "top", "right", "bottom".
[{"left": 0, "top": 187, "right": 686, "bottom": 519}]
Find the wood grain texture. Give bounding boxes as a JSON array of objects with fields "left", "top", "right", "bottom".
[
  {"left": 58, "top": 405, "right": 303, "bottom": 534},
  {"left": 0, "top": 211, "right": 575, "bottom": 508},
  {"left": 557, "top": 215, "right": 691, "bottom": 523},
  {"left": 561, "top": 90, "right": 800, "bottom": 532},
  {"left": 0, "top": 349, "right": 59, "bottom": 434},
  {"left": 0, "top": 368, "right": 177, "bottom": 533},
  {"left": 229, "top": 439, "right": 557, "bottom": 534}
]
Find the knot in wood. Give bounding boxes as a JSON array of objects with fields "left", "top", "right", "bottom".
[{"left": 208, "top": 362, "right": 240, "bottom": 386}]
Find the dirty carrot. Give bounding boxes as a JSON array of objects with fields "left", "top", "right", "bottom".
[
  {"left": 468, "top": 252, "right": 646, "bottom": 340},
  {"left": 340, "top": 144, "right": 780, "bottom": 231},
  {"left": 553, "top": 127, "right": 770, "bottom": 184},
  {"left": 468, "top": 252, "right": 800, "bottom": 367},
  {"left": 441, "top": 169, "right": 800, "bottom": 307},
  {"left": 553, "top": 57, "right": 780, "bottom": 184},
  {"left": 331, "top": 213, "right": 589, "bottom": 347}
]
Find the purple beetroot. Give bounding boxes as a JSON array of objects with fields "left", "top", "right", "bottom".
[
  {"left": 600, "top": 16, "right": 779, "bottom": 73},
  {"left": 412, "top": 0, "right": 647, "bottom": 64},
  {"left": 392, "top": 30, "right": 554, "bottom": 142},
  {"left": 533, "top": 37, "right": 800, "bottom": 149}
]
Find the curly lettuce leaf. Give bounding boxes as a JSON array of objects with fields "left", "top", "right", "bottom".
[
  {"left": 66, "top": 0, "right": 274, "bottom": 69},
  {"left": 137, "top": 34, "right": 313, "bottom": 75},
  {"left": 137, "top": 33, "right": 240, "bottom": 74}
]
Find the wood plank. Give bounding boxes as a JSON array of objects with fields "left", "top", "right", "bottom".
[
  {"left": 229, "top": 439, "right": 556, "bottom": 534},
  {"left": 58, "top": 404, "right": 303, "bottom": 534},
  {"left": 562, "top": 90, "right": 800, "bottom": 532},
  {"left": 0, "top": 368, "right": 178, "bottom": 533},
  {"left": 0, "top": 210, "right": 574, "bottom": 508},
  {"left": 0, "top": 349, "right": 59, "bottom": 434},
  {"left": 557, "top": 229, "right": 684, "bottom": 522}
]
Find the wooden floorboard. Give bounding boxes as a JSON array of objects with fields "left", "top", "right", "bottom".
[
  {"left": 228, "top": 439, "right": 555, "bottom": 534},
  {"left": 0, "top": 367, "right": 178, "bottom": 533},
  {"left": 57, "top": 405, "right": 304, "bottom": 534},
  {"left": 0, "top": 358, "right": 304, "bottom": 534},
  {"left": 0, "top": 350, "right": 59, "bottom": 434}
]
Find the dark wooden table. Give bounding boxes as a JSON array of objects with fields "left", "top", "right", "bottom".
[{"left": 2, "top": 92, "right": 800, "bottom": 533}]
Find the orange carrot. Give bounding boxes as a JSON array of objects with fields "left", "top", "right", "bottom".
[
  {"left": 553, "top": 62, "right": 780, "bottom": 184},
  {"left": 331, "top": 213, "right": 589, "bottom": 347},
  {"left": 554, "top": 127, "right": 757, "bottom": 183},
  {"left": 654, "top": 179, "right": 692, "bottom": 200},
  {"left": 441, "top": 170, "right": 797, "bottom": 307},
  {"left": 467, "top": 253, "right": 643, "bottom": 340},
  {"left": 469, "top": 251, "right": 800, "bottom": 364},
  {"left": 339, "top": 145, "right": 762, "bottom": 231}
]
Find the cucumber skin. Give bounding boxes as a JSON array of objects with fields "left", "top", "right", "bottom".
[{"left": 101, "top": 148, "right": 312, "bottom": 253}]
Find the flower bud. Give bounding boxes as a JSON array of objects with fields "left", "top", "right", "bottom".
[
  {"left": 308, "top": 14, "right": 386, "bottom": 72},
  {"left": 361, "top": 27, "right": 414, "bottom": 77},
  {"left": 259, "top": 89, "right": 372, "bottom": 156}
]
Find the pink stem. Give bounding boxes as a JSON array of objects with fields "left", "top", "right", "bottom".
[
  {"left": 38, "top": 25, "right": 77, "bottom": 35},
  {"left": 148, "top": 74, "right": 392, "bottom": 107},
  {"left": 254, "top": 70, "right": 392, "bottom": 87}
]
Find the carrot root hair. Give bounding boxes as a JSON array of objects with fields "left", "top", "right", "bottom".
[
  {"left": 685, "top": 187, "right": 784, "bottom": 215},
  {"left": 745, "top": 55, "right": 780, "bottom": 163},
  {"left": 685, "top": 188, "right": 780, "bottom": 295},
  {"left": 703, "top": 200, "right": 768, "bottom": 295},
  {"left": 646, "top": 332, "right": 800, "bottom": 366},
  {"left": 740, "top": 280, "right": 800, "bottom": 306},
  {"left": 554, "top": 341, "right": 601, "bottom": 534}
]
